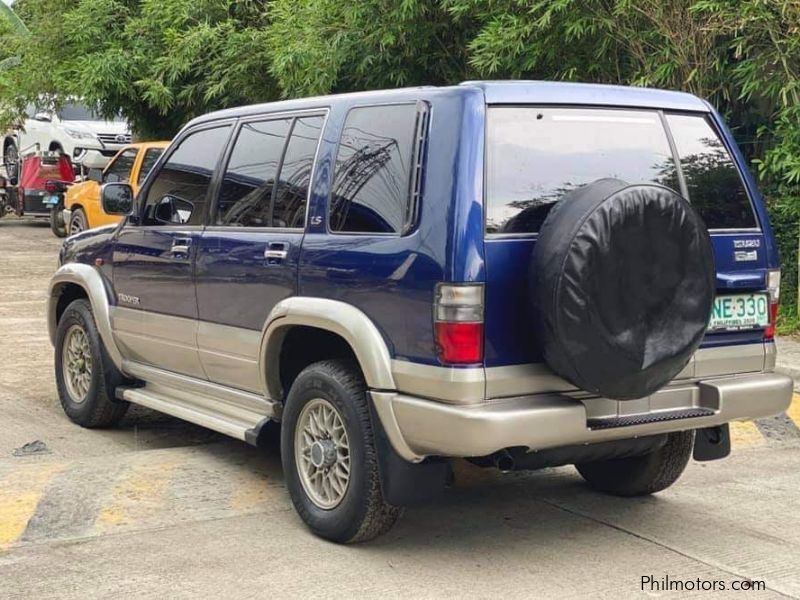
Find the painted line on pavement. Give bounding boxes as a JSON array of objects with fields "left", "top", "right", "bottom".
[{"left": 0, "top": 463, "right": 65, "bottom": 549}]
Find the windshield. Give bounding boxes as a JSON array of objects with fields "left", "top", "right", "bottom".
[{"left": 57, "top": 102, "right": 121, "bottom": 122}]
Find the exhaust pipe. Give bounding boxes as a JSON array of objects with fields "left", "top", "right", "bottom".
[{"left": 493, "top": 449, "right": 515, "bottom": 472}]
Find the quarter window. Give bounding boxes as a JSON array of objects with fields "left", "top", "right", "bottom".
[
  {"left": 141, "top": 126, "right": 230, "bottom": 226},
  {"left": 216, "top": 119, "right": 292, "bottom": 227},
  {"left": 666, "top": 114, "right": 756, "bottom": 230},
  {"left": 330, "top": 104, "right": 419, "bottom": 234},
  {"left": 104, "top": 148, "right": 138, "bottom": 184}
]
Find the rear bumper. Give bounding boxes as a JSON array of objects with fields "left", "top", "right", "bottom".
[{"left": 372, "top": 372, "right": 792, "bottom": 462}]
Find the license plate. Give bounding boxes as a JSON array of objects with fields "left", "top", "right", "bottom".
[
  {"left": 43, "top": 195, "right": 60, "bottom": 206},
  {"left": 709, "top": 293, "right": 769, "bottom": 330}
]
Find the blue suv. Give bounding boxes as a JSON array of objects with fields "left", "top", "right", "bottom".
[{"left": 48, "top": 81, "right": 792, "bottom": 543}]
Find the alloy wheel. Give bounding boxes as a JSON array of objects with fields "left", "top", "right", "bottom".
[
  {"left": 62, "top": 324, "right": 92, "bottom": 403},
  {"left": 294, "top": 398, "right": 351, "bottom": 509}
]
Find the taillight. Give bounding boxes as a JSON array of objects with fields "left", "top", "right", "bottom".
[
  {"left": 45, "top": 180, "right": 61, "bottom": 194},
  {"left": 434, "top": 283, "right": 484, "bottom": 364},
  {"left": 764, "top": 269, "right": 780, "bottom": 340}
]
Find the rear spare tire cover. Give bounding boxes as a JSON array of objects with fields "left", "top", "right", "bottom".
[{"left": 531, "top": 178, "right": 715, "bottom": 400}]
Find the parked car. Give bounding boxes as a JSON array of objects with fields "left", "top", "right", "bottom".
[
  {"left": 47, "top": 82, "right": 792, "bottom": 543},
  {"left": 62, "top": 141, "right": 168, "bottom": 236},
  {"left": 3, "top": 101, "right": 131, "bottom": 180}
]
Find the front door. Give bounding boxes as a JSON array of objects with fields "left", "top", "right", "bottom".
[
  {"left": 111, "top": 124, "right": 232, "bottom": 378},
  {"left": 195, "top": 113, "right": 326, "bottom": 391}
]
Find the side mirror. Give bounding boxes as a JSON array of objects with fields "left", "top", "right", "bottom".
[
  {"left": 87, "top": 168, "right": 103, "bottom": 183},
  {"left": 33, "top": 112, "right": 52, "bottom": 123},
  {"left": 101, "top": 182, "right": 134, "bottom": 216}
]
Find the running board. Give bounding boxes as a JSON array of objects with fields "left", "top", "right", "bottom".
[
  {"left": 587, "top": 408, "right": 715, "bottom": 430},
  {"left": 116, "top": 382, "right": 280, "bottom": 442}
]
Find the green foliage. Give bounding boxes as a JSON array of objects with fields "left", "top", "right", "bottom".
[
  {"left": 4, "top": 0, "right": 276, "bottom": 138},
  {"left": 267, "top": 0, "right": 474, "bottom": 97}
]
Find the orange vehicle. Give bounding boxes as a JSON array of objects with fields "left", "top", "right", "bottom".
[{"left": 63, "top": 141, "right": 168, "bottom": 235}]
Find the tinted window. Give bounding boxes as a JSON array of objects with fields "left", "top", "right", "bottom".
[
  {"left": 330, "top": 104, "right": 417, "bottom": 233},
  {"left": 216, "top": 119, "right": 292, "bottom": 226},
  {"left": 666, "top": 114, "right": 756, "bottom": 229},
  {"left": 273, "top": 116, "right": 324, "bottom": 228},
  {"left": 104, "top": 148, "right": 137, "bottom": 183},
  {"left": 486, "top": 107, "right": 675, "bottom": 234},
  {"left": 137, "top": 148, "right": 165, "bottom": 187},
  {"left": 141, "top": 126, "right": 230, "bottom": 226}
]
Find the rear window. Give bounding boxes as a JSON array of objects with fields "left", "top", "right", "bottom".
[
  {"left": 485, "top": 107, "right": 756, "bottom": 234},
  {"left": 666, "top": 114, "right": 756, "bottom": 230},
  {"left": 486, "top": 107, "right": 674, "bottom": 234}
]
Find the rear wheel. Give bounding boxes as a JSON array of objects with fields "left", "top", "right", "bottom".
[
  {"left": 50, "top": 206, "right": 66, "bottom": 237},
  {"left": 54, "top": 299, "right": 128, "bottom": 428},
  {"left": 281, "top": 359, "right": 401, "bottom": 543},
  {"left": 69, "top": 207, "right": 88, "bottom": 235},
  {"left": 575, "top": 430, "right": 694, "bottom": 496}
]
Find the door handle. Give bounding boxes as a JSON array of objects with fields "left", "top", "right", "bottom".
[
  {"left": 171, "top": 237, "right": 192, "bottom": 256},
  {"left": 264, "top": 242, "right": 288, "bottom": 263}
]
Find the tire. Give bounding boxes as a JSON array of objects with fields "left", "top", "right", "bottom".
[
  {"left": 531, "top": 179, "right": 714, "bottom": 400},
  {"left": 50, "top": 207, "right": 66, "bottom": 237},
  {"left": 54, "top": 298, "right": 129, "bottom": 428},
  {"left": 4, "top": 139, "right": 18, "bottom": 181},
  {"left": 281, "top": 359, "right": 402, "bottom": 543},
  {"left": 69, "top": 207, "right": 88, "bottom": 235},
  {"left": 575, "top": 430, "right": 694, "bottom": 496}
]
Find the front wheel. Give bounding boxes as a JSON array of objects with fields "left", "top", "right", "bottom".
[
  {"left": 54, "top": 299, "right": 129, "bottom": 428},
  {"left": 575, "top": 430, "right": 694, "bottom": 496},
  {"left": 50, "top": 207, "right": 66, "bottom": 237},
  {"left": 4, "top": 139, "right": 18, "bottom": 181},
  {"left": 281, "top": 359, "right": 401, "bottom": 543}
]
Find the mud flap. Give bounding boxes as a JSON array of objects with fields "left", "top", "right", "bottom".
[
  {"left": 369, "top": 403, "right": 449, "bottom": 506},
  {"left": 693, "top": 424, "right": 731, "bottom": 462}
]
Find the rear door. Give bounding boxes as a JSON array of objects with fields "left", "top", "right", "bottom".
[
  {"left": 483, "top": 106, "right": 769, "bottom": 381},
  {"left": 195, "top": 113, "right": 325, "bottom": 392},
  {"left": 665, "top": 113, "right": 771, "bottom": 376},
  {"left": 111, "top": 124, "right": 232, "bottom": 378}
]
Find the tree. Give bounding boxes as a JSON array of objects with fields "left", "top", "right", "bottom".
[{"left": 7, "top": 0, "right": 278, "bottom": 138}]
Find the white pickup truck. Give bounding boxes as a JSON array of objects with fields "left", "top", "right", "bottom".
[{"left": 2, "top": 102, "right": 131, "bottom": 179}]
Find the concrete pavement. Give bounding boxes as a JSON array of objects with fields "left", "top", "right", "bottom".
[{"left": 1, "top": 217, "right": 800, "bottom": 599}]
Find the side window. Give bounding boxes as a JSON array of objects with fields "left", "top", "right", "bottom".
[
  {"left": 216, "top": 119, "right": 292, "bottom": 226},
  {"left": 330, "top": 104, "right": 419, "bottom": 234},
  {"left": 666, "top": 114, "right": 757, "bottom": 230},
  {"left": 136, "top": 148, "right": 165, "bottom": 187},
  {"left": 104, "top": 148, "right": 138, "bottom": 184},
  {"left": 141, "top": 126, "right": 230, "bottom": 226},
  {"left": 273, "top": 116, "right": 324, "bottom": 228}
]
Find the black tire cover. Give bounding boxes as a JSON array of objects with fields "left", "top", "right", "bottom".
[{"left": 531, "top": 178, "right": 715, "bottom": 400}]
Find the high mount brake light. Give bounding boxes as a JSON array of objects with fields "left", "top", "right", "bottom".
[{"left": 434, "top": 283, "right": 484, "bottom": 364}]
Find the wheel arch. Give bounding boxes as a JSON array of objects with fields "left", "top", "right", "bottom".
[
  {"left": 260, "top": 298, "right": 395, "bottom": 401},
  {"left": 48, "top": 263, "right": 123, "bottom": 370}
]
